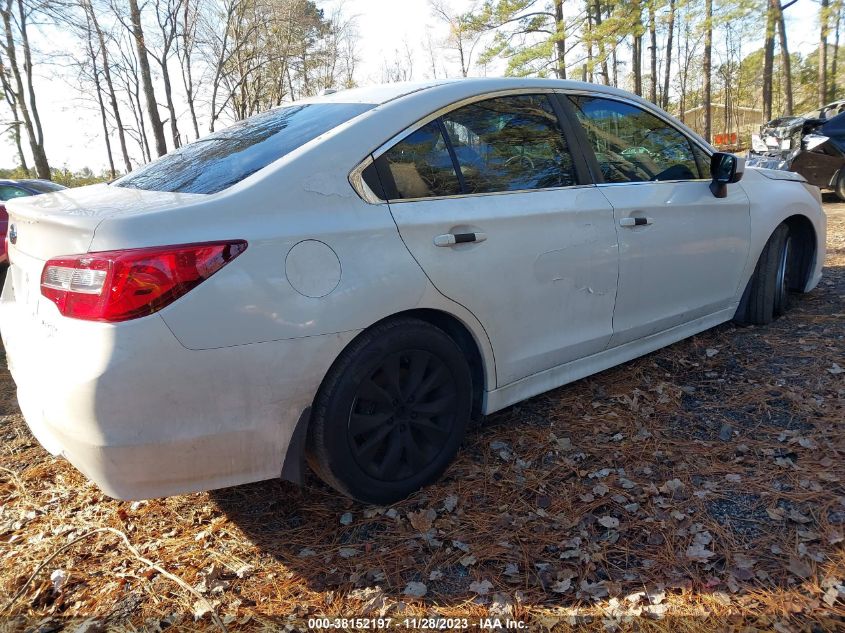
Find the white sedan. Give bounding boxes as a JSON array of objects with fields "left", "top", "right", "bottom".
[{"left": 0, "top": 78, "right": 825, "bottom": 504}]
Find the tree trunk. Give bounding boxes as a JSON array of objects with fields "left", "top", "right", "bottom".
[
  {"left": 160, "top": 62, "right": 180, "bottom": 148},
  {"left": 128, "top": 0, "right": 166, "bottom": 156},
  {"left": 0, "top": 67, "right": 28, "bottom": 173},
  {"left": 762, "top": 0, "right": 776, "bottom": 121},
  {"left": 662, "top": 0, "right": 675, "bottom": 109},
  {"left": 648, "top": 1, "right": 657, "bottom": 103},
  {"left": 831, "top": 3, "right": 841, "bottom": 102},
  {"left": 819, "top": 0, "right": 829, "bottom": 107},
  {"left": 554, "top": 0, "right": 566, "bottom": 79},
  {"left": 1, "top": 0, "right": 49, "bottom": 179},
  {"left": 775, "top": 1, "right": 793, "bottom": 115},
  {"left": 586, "top": 9, "right": 593, "bottom": 82},
  {"left": 631, "top": 0, "right": 642, "bottom": 96},
  {"left": 87, "top": 2, "right": 131, "bottom": 173},
  {"left": 593, "top": 0, "right": 609, "bottom": 84},
  {"left": 703, "top": 0, "right": 712, "bottom": 142},
  {"left": 85, "top": 25, "right": 115, "bottom": 179}
]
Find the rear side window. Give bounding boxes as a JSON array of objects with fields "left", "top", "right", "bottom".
[
  {"left": 380, "top": 121, "right": 462, "bottom": 199},
  {"left": 0, "top": 186, "right": 30, "bottom": 201},
  {"left": 374, "top": 93, "right": 576, "bottom": 200},
  {"left": 442, "top": 94, "right": 577, "bottom": 193},
  {"left": 114, "top": 102, "right": 374, "bottom": 195},
  {"left": 569, "top": 95, "right": 702, "bottom": 183}
]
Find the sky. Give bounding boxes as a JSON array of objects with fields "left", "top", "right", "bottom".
[{"left": 9, "top": 0, "right": 824, "bottom": 174}]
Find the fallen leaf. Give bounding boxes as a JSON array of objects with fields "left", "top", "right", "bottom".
[
  {"left": 551, "top": 578, "right": 571, "bottom": 593},
  {"left": 827, "top": 363, "right": 844, "bottom": 375},
  {"left": 339, "top": 512, "right": 353, "bottom": 526},
  {"left": 408, "top": 508, "right": 437, "bottom": 532},
  {"left": 788, "top": 557, "right": 812, "bottom": 578},
  {"left": 598, "top": 515, "right": 620, "bottom": 529},
  {"left": 50, "top": 569, "right": 67, "bottom": 593},
  {"left": 469, "top": 579, "right": 494, "bottom": 595},
  {"left": 686, "top": 543, "right": 716, "bottom": 563},
  {"left": 403, "top": 581, "right": 427, "bottom": 598},
  {"left": 443, "top": 495, "right": 458, "bottom": 513}
]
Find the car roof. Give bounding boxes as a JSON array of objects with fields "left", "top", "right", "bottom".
[{"left": 299, "top": 77, "right": 650, "bottom": 107}]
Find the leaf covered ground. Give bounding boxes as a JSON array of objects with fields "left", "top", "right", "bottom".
[{"left": 1, "top": 198, "right": 844, "bottom": 632}]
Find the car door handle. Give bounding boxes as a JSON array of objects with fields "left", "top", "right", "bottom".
[
  {"left": 433, "top": 232, "right": 487, "bottom": 247},
  {"left": 619, "top": 217, "right": 654, "bottom": 227}
]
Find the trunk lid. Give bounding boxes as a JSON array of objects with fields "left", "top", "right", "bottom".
[
  {"left": 5, "top": 183, "right": 206, "bottom": 261},
  {"left": 4, "top": 183, "right": 206, "bottom": 317}
]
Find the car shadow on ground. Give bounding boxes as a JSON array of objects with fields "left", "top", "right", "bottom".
[{"left": 210, "top": 261, "right": 844, "bottom": 621}]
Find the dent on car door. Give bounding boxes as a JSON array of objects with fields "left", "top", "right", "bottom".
[
  {"left": 367, "top": 93, "right": 619, "bottom": 387},
  {"left": 566, "top": 94, "right": 751, "bottom": 347}
]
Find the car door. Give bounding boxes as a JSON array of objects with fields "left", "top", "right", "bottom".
[
  {"left": 368, "top": 93, "right": 619, "bottom": 386},
  {"left": 565, "top": 94, "right": 751, "bottom": 347}
]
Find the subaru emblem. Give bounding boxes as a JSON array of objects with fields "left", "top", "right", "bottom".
[{"left": 8, "top": 224, "right": 16, "bottom": 245}]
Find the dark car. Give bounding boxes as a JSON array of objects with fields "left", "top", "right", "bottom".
[
  {"left": 748, "top": 101, "right": 845, "bottom": 200},
  {"left": 0, "top": 179, "right": 68, "bottom": 263}
]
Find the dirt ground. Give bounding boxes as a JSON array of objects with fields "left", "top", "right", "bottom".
[{"left": 0, "top": 197, "right": 843, "bottom": 632}]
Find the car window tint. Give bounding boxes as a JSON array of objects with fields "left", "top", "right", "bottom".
[
  {"left": 693, "top": 144, "right": 711, "bottom": 178},
  {"left": 0, "top": 186, "right": 31, "bottom": 201},
  {"left": 568, "top": 95, "right": 701, "bottom": 183},
  {"left": 380, "top": 121, "right": 461, "bottom": 199},
  {"left": 441, "top": 95, "right": 577, "bottom": 193},
  {"left": 114, "top": 102, "right": 374, "bottom": 195}
]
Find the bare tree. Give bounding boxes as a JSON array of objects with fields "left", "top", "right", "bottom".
[
  {"left": 430, "top": 0, "right": 482, "bottom": 77},
  {"left": 127, "top": 0, "right": 166, "bottom": 156},
  {"left": 820, "top": 0, "right": 830, "bottom": 106},
  {"left": 0, "top": 0, "right": 49, "bottom": 178},
  {"left": 702, "top": 0, "right": 712, "bottom": 141},
  {"left": 661, "top": 0, "right": 674, "bottom": 109},
  {"left": 175, "top": 0, "right": 200, "bottom": 140},
  {"left": 83, "top": 0, "right": 132, "bottom": 172},
  {"left": 149, "top": 0, "right": 181, "bottom": 148},
  {"left": 0, "top": 64, "right": 28, "bottom": 172}
]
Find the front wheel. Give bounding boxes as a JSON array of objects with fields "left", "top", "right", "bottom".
[
  {"left": 734, "top": 223, "right": 792, "bottom": 325},
  {"left": 835, "top": 170, "right": 845, "bottom": 202},
  {"left": 306, "top": 318, "right": 472, "bottom": 504}
]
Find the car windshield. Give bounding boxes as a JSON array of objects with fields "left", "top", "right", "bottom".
[{"left": 114, "top": 102, "right": 375, "bottom": 195}]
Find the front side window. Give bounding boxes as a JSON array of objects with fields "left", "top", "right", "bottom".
[
  {"left": 442, "top": 94, "right": 577, "bottom": 193},
  {"left": 115, "top": 102, "right": 374, "bottom": 195},
  {"left": 568, "top": 95, "right": 702, "bottom": 183}
]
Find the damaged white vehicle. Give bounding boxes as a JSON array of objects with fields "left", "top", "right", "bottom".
[{"left": 0, "top": 78, "right": 826, "bottom": 504}]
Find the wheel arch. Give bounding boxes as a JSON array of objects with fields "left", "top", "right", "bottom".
[{"left": 782, "top": 214, "right": 818, "bottom": 292}]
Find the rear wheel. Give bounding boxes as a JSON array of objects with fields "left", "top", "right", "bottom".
[
  {"left": 734, "top": 223, "right": 791, "bottom": 325},
  {"left": 306, "top": 318, "right": 472, "bottom": 504}
]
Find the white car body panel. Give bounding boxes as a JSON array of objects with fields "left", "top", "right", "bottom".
[
  {"left": 0, "top": 77, "right": 826, "bottom": 500},
  {"left": 600, "top": 179, "right": 751, "bottom": 347},
  {"left": 389, "top": 186, "right": 618, "bottom": 386}
]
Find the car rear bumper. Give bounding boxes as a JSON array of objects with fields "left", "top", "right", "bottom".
[{"left": 0, "top": 272, "right": 356, "bottom": 499}]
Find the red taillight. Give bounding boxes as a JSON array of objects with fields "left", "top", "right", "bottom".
[{"left": 40, "top": 240, "right": 247, "bottom": 322}]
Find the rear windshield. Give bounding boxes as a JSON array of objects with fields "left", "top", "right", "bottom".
[{"left": 113, "top": 102, "right": 374, "bottom": 194}]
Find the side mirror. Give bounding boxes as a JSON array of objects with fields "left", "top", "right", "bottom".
[{"left": 709, "top": 152, "right": 744, "bottom": 198}]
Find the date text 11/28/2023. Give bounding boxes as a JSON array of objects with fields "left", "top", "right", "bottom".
[{"left": 307, "top": 617, "right": 528, "bottom": 629}]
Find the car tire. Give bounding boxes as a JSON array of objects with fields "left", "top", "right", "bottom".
[
  {"left": 835, "top": 170, "right": 845, "bottom": 202},
  {"left": 734, "top": 223, "right": 792, "bottom": 326},
  {"left": 306, "top": 317, "right": 472, "bottom": 504}
]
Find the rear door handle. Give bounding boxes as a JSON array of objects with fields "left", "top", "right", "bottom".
[
  {"left": 433, "top": 232, "right": 487, "bottom": 247},
  {"left": 619, "top": 217, "right": 654, "bottom": 227}
]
